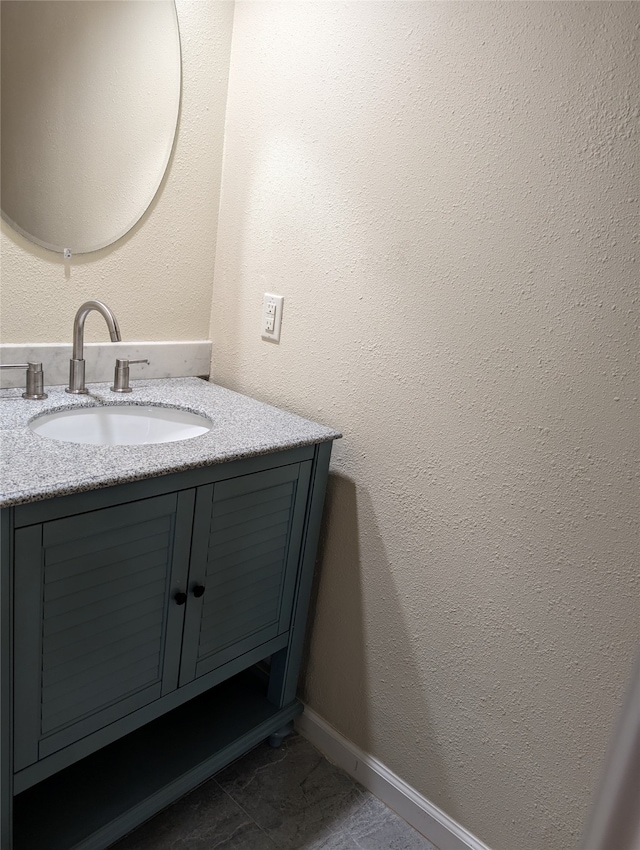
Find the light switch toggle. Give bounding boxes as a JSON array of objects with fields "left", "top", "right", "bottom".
[{"left": 261, "top": 293, "right": 284, "bottom": 342}]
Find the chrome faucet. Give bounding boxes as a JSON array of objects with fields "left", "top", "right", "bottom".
[{"left": 67, "top": 300, "right": 122, "bottom": 394}]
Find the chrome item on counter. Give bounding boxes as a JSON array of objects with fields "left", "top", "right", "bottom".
[
  {"left": 0, "top": 362, "right": 47, "bottom": 400},
  {"left": 111, "top": 358, "right": 149, "bottom": 393},
  {"left": 66, "top": 300, "right": 121, "bottom": 394}
]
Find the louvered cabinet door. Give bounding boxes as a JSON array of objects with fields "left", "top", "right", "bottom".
[
  {"left": 13, "top": 491, "right": 194, "bottom": 772},
  {"left": 179, "top": 462, "right": 312, "bottom": 686}
]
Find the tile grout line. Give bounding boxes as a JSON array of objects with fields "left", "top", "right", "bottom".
[{"left": 212, "top": 776, "right": 280, "bottom": 848}]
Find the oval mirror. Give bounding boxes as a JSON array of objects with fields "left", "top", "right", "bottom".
[{"left": 0, "top": 0, "right": 181, "bottom": 255}]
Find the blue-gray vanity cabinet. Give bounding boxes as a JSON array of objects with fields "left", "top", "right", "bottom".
[
  {"left": 2, "top": 441, "right": 333, "bottom": 850},
  {"left": 13, "top": 461, "right": 312, "bottom": 777}
]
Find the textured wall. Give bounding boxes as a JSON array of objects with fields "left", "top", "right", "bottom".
[
  {"left": 0, "top": 0, "right": 234, "bottom": 344},
  {"left": 211, "top": 3, "right": 639, "bottom": 849}
]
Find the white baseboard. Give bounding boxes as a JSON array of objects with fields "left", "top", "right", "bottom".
[{"left": 295, "top": 706, "right": 491, "bottom": 850}]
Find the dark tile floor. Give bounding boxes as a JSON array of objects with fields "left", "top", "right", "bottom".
[{"left": 112, "top": 732, "right": 438, "bottom": 850}]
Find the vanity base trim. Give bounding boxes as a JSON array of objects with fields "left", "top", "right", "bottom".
[
  {"left": 13, "top": 669, "right": 302, "bottom": 850},
  {"left": 13, "top": 632, "right": 289, "bottom": 795}
]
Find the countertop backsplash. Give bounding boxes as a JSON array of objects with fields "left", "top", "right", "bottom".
[{"left": 0, "top": 340, "right": 212, "bottom": 388}]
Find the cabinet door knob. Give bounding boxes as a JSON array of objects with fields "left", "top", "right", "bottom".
[
  {"left": 174, "top": 591, "right": 187, "bottom": 605},
  {"left": 192, "top": 585, "right": 206, "bottom": 598}
]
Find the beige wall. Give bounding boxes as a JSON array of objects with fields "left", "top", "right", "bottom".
[
  {"left": 211, "top": 3, "right": 639, "bottom": 850},
  {"left": 0, "top": 0, "right": 234, "bottom": 344}
]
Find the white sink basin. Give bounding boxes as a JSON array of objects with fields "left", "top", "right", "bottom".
[{"left": 29, "top": 405, "right": 213, "bottom": 446}]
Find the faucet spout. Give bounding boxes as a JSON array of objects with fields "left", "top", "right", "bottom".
[
  {"left": 67, "top": 300, "right": 122, "bottom": 394},
  {"left": 71, "top": 300, "right": 121, "bottom": 361}
]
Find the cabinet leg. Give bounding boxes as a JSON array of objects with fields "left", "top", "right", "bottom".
[{"left": 268, "top": 721, "right": 294, "bottom": 748}]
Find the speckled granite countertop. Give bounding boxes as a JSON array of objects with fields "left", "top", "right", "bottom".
[{"left": 0, "top": 377, "right": 341, "bottom": 508}]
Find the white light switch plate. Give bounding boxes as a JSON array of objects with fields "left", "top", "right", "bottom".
[{"left": 261, "top": 293, "right": 284, "bottom": 342}]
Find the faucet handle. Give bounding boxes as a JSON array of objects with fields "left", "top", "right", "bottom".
[
  {"left": 111, "top": 358, "right": 149, "bottom": 393},
  {"left": 0, "top": 362, "right": 48, "bottom": 400}
]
